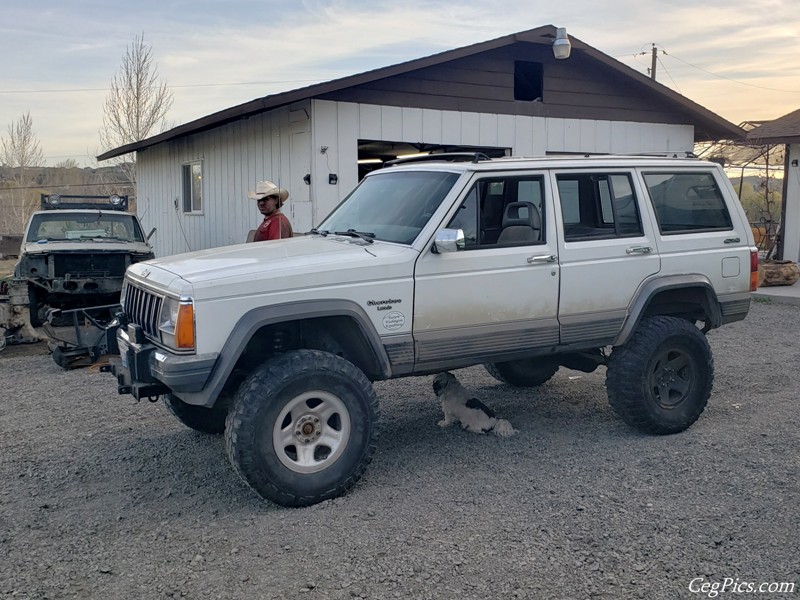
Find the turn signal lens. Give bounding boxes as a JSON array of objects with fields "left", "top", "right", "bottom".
[
  {"left": 750, "top": 250, "right": 759, "bottom": 291},
  {"left": 175, "top": 302, "right": 195, "bottom": 349}
]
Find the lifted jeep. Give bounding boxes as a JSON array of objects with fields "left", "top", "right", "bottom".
[{"left": 107, "top": 153, "right": 756, "bottom": 507}]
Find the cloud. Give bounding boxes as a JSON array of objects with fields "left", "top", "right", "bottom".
[{"left": 1, "top": 0, "right": 799, "bottom": 165}]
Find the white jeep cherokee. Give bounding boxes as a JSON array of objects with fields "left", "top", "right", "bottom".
[{"left": 109, "top": 154, "right": 756, "bottom": 507}]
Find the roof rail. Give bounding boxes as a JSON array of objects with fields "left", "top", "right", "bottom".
[
  {"left": 385, "top": 152, "right": 492, "bottom": 166},
  {"left": 40, "top": 193, "right": 129, "bottom": 211}
]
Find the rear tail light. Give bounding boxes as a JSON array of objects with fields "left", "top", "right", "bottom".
[{"left": 750, "top": 249, "right": 759, "bottom": 291}]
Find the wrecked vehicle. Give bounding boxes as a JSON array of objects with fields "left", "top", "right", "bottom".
[{"left": 15, "top": 194, "right": 154, "bottom": 327}]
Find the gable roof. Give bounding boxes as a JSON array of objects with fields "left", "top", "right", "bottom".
[
  {"left": 746, "top": 107, "right": 800, "bottom": 144},
  {"left": 98, "top": 25, "right": 744, "bottom": 161}
]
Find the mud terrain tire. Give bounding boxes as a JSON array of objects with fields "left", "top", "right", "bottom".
[
  {"left": 225, "top": 349, "right": 379, "bottom": 507},
  {"left": 484, "top": 358, "right": 559, "bottom": 387},
  {"left": 607, "top": 316, "right": 713, "bottom": 435}
]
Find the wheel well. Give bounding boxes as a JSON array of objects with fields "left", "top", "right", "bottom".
[
  {"left": 225, "top": 316, "right": 383, "bottom": 393},
  {"left": 641, "top": 286, "right": 718, "bottom": 327}
]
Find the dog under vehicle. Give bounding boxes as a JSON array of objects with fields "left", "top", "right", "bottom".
[{"left": 107, "top": 154, "right": 756, "bottom": 507}]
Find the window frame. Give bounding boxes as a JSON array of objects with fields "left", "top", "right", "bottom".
[
  {"left": 446, "top": 174, "right": 547, "bottom": 249},
  {"left": 641, "top": 170, "right": 733, "bottom": 235},
  {"left": 555, "top": 171, "right": 644, "bottom": 242},
  {"left": 182, "top": 161, "right": 204, "bottom": 215}
]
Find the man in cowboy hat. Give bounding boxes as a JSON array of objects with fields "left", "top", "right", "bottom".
[{"left": 248, "top": 180, "right": 293, "bottom": 241}]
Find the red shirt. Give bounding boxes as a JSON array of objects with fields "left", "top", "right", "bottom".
[{"left": 254, "top": 212, "right": 293, "bottom": 241}]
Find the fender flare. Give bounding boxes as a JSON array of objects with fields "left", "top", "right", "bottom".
[
  {"left": 614, "top": 275, "right": 721, "bottom": 346},
  {"left": 189, "top": 299, "right": 391, "bottom": 407}
]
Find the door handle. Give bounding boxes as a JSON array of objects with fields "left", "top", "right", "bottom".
[
  {"left": 724, "top": 237, "right": 741, "bottom": 244},
  {"left": 626, "top": 246, "right": 653, "bottom": 255},
  {"left": 527, "top": 254, "right": 557, "bottom": 264}
]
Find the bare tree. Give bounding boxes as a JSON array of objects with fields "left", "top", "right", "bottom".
[
  {"left": 99, "top": 33, "right": 174, "bottom": 187},
  {"left": 53, "top": 158, "right": 80, "bottom": 169},
  {"left": 0, "top": 111, "right": 45, "bottom": 233}
]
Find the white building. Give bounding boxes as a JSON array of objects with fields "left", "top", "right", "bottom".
[{"left": 99, "top": 25, "right": 744, "bottom": 258}]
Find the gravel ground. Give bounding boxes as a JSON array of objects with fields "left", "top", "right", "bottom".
[{"left": 1, "top": 301, "right": 799, "bottom": 600}]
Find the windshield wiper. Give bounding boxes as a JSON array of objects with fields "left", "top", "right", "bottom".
[
  {"left": 309, "top": 228, "right": 329, "bottom": 236},
  {"left": 334, "top": 229, "right": 375, "bottom": 243}
]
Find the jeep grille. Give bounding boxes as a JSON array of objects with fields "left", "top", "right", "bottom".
[
  {"left": 124, "top": 284, "right": 163, "bottom": 338},
  {"left": 54, "top": 254, "right": 127, "bottom": 278}
]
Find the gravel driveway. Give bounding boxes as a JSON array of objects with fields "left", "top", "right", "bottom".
[{"left": 1, "top": 301, "right": 798, "bottom": 600}]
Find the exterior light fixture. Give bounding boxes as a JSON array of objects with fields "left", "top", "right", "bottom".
[
  {"left": 47, "top": 194, "right": 61, "bottom": 206},
  {"left": 109, "top": 194, "right": 124, "bottom": 206},
  {"left": 553, "top": 27, "right": 571, "bottom": 60}
]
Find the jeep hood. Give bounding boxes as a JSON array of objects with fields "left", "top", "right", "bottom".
[{"left": 127, "top": 236, "right": 418, "bottom": 299}]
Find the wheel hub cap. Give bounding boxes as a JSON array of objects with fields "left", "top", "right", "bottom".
[{"left": 273, "top": 391, "right": 351, "bottom": 474}]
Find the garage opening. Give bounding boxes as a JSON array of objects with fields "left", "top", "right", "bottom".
[{"left": 357, "top": 140, "right": 510, "bottom": 180}]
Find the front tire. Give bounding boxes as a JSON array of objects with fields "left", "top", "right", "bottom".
[
  {"left": 164, "top": 394, "right": 230, "bottom": 434},
  {"left": 485, "top": 358, "right": 559, "bottom": 387},
  {"left": 225, "top": 349, "right": 379, "bottom": 507},
  {"left": 606, "top": 316, "right": 713, "bottom": 435}
]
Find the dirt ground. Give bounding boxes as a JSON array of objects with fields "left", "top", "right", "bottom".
[{"left": 1, "top": 301, "right": 799, "bottom": 600}]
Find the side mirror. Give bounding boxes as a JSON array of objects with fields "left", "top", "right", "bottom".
[
  {"left": 432, "top": 228, "right": 465, "bottom": 254},
  {"left": 146, "top": 227, "right": 157, "bottom": 242}
]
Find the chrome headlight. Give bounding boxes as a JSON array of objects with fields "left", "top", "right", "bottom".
[{"left": 158, "top": 295, "right": 195, "bottom": 350}]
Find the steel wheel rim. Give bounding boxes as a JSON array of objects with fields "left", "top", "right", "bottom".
[
  {"left": 272, "top": 390, "right": 351, "bottom": 474},
  {"left": 648, "top": 347, "right": 695, "bottom": 409}
]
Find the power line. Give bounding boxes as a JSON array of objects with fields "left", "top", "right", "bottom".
[
  {"left": 617, "top": 47, "right": 800, "bottom": 93},
  {"left": 665, "top": 52, "right": 800, "bottom": 92},
  {"left": 0, "top": 78, "right": 324, "bottom": 95},
  {"left": 656, "top": 55, "right": 681, "bottom": 94}
]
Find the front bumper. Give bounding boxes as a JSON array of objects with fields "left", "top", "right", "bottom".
[{"left": 109, "top": 325, "right": 219, "bottom": 401}]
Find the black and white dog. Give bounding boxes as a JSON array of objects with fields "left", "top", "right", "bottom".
[{"left": 432, "top": 372, "right": 517, "bottom": 437}]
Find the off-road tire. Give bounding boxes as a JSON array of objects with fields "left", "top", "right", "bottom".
[
  {"left": 606, "top": 316, "right": 713, "bottom": 435},
  {"left": 225, "top": 349, "right": 379, "bottom": 507},
  {"left": 484, "top": 358, "right": 559, "bottom": 387},
  {"left": 164, "top": 394, "right": 230, "bottom": 435}
]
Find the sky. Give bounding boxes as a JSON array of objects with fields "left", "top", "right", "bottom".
[{"left": 1, "top": 0, "right": 799, "bottom": 167}]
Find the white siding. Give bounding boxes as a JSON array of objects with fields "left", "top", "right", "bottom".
[
  {"left": 783, "top": 143, "right": 800, "bottom": 262},
  {"left": 136, "top": 98, "right": 694, "bottom": 256},
  {"left": 136, "top": 103, "right": 311, "bottom": 258}
]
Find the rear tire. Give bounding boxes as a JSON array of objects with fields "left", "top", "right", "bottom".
[
  {"left": 606, "top": 316, "right": 713, "bottom": 435},
  {"left": 164, "top": 394, "right": 230, "bottom": 435},
  {"left": 484, "top": 358, "right": 559, "bottom": 387},
  {"left": 225, "top": 349, "right": 379, "bottom": 507}
]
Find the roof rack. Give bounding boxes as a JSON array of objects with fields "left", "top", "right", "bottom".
[
  {"left": 384, "top": 152, "right": 492, "bottom": 166},
  {"left": 40, "top": 194, "right": 129, "bottom": 211}
]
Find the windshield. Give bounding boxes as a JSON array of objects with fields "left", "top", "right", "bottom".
[
  {"left": 318, "top": 170, "right": 460, "bottom": 244},
  {"left": 26, "top": 212, "right": 146, "bottom": 243}
]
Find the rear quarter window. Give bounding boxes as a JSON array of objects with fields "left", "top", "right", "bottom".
[{"left": 642, "top": 172, "right": 733, "bottom": 234}]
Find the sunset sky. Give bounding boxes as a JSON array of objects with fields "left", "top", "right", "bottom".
[{"left": 1, "top": 0, "right": 798, "bottom": 166}]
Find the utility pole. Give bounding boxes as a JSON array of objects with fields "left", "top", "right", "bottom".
[{"left": 650, "top": 43, "right": 657, "bottom": 80}]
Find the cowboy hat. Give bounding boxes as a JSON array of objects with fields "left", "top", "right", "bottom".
[{"left": 248, "top": 180, "right": 289, "bottom": 206}]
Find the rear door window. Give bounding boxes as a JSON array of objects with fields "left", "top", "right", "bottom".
[{"left": 555, "top": 172, "right": 643, "bottom": 241}]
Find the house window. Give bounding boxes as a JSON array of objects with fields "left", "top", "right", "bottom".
[
  {"left": 182, "top": 162, "right": 203, "bottom": 214},
  {"left": 514, "top": 61, "right": 544, "bottom": 101},
  {"left": 556, "top": 172, "right": 644, "bottom": 241}
]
